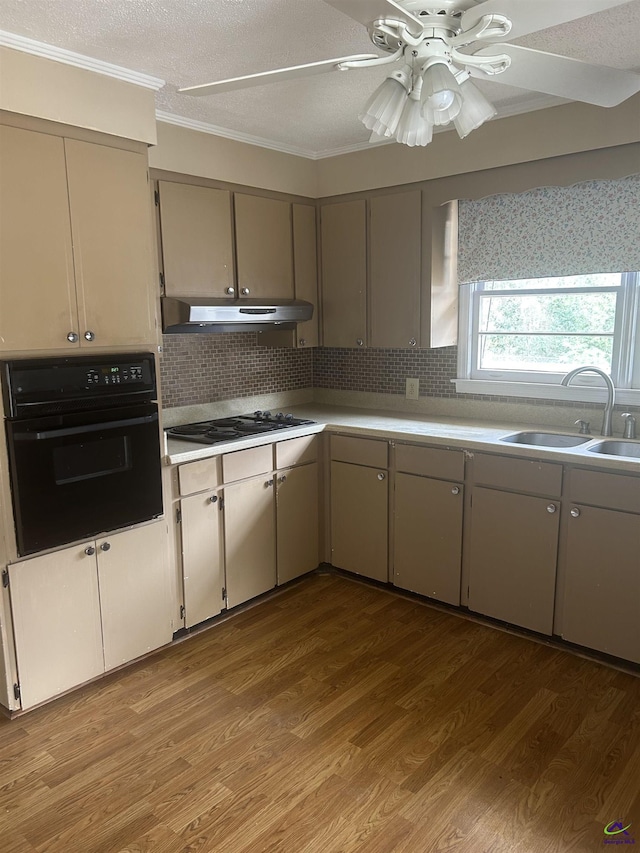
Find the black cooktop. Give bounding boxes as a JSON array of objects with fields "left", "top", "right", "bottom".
[{"left": 166, "top": 411, "right": 315, "bottom": 445}]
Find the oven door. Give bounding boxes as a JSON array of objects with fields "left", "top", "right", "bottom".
[{"left": 6, "top": 403, "right": 163, "bottom": 556}]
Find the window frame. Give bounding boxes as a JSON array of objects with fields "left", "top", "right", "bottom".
[{"left": 455, "top": 271, "right": 640, "bottom": 405}]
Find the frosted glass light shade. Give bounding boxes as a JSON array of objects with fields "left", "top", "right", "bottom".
[
  {"left": 421, "top": 63, "right": 462, "bottom": 126},
  {"left": 453, "top": 79, "right": 497, "bottom": 138},
  {"left": 395, "top": 95, "right": 434, "bottom": 147},
  {"left": 359, "top": 76, "right": 408, "bottom": 137}
]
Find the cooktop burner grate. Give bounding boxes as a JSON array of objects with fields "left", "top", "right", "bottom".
[{"left": 166, "top": 412, "right": 315, "bottom": 445}]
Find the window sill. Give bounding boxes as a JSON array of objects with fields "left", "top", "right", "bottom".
[{"left": 453, "top": 379, "right": 640, "bottom": 407}]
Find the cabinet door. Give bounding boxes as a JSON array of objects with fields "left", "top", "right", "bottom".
[
  {"left": 224, "top": 476, "right": 276, "bottom": 608},
  {"left": 467, "top": 487, "right": 559, "bottom": 635},
  {"left": 330, "top": 461, "right": 388, "bottom": 582},
  {"left": 181, "top": 491, "right": 224, "bottom": 628},
  {"left": 393, "top": 473, "right": 463, "bottom": 605},
  {"left": 293, "top": 203, "right": 319, "bottom": 348},
  {"left": 98, "top": 522, "right": 172, "bottom": 671},
  {"left": 8, "top": 545, "right": 104, "bottom": 709},
  {"left": 235, "top": 194, "right": 293, "bottom": 299},
  {"left": 0, "top": 125, "right": 79, "bottom": 352},
  {"left": 370, "top": 191, "right": 421, "bottom": 349},
  {"left": 158, "top": 181, "right": 235, "bottom": 298},
  {"left": 321, "top": 200, "right": 367, "bottom": 348},
  {"left": 65, "top": 140, "right": 156, "bottom": 347},
  {"left": 277, "top": 462, "right": 319, "bottom": 584},
  {"left": 561, "top": 505, "right": 640, "bottom": 663}
]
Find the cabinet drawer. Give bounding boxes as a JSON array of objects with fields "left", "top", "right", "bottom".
[
  {"left": 395, "top": 443, "right": 464, "bottom": 481},
  {"left": 275, "top": 434, "right": 318, "bottom": 469},
  {"left": 223, "top": 444, "right": 273, "bottom": 482},
  {"left": 178, "top": 457, "right": 221, "bottom": 495},
  {"left": 331, "top": 435, "right": 387, "bottom": 468},
  {"left": 567, "top": 468, "right": 640, "bottom": 513},
  {"left": 473, "top": 453, "right": 562, "bottom": 497}
]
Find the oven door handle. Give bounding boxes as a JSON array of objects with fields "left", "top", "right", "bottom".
[{"left": 13, "top": 413, "right": 158, "bottom": 441}]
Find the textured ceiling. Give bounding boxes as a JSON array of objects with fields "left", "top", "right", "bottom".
[{"left": 1, "top": 0, "right": 639, "bottom": 157}]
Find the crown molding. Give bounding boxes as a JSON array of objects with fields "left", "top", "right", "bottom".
[
  {"left": 0, "top": 30, "right": 165, "bottom": 90},
  {"left": 155, "top": 111, "right": 318, "bottom": 159},
  {"left": 158, "top": 92, "right": 565, "bottom": 161}
]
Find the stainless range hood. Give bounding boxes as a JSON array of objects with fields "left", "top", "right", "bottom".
[{"left": 162, "top": 297, "right": 313, "bottom": 334}]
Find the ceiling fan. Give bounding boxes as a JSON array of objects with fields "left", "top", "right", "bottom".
[{"left": 178, "top": 0, "right": 640, "bottom": 147}]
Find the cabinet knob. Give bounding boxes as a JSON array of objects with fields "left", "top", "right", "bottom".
[
  {"left": 299, "top": 338, "right": 306, "bottom": 347},
  {"left": 409, "top": 338, "right": 417, "bottom": 347},
  {"left": 265, "top": 479, "right": 274, "bottom": 487},
  {"left": 100, "top": 541, "right": 111, "bottom": 551},
  {"left": 377, "top": 472, "right": 386, "bottom": 481},
  {"left": 209, "top": 495, "right": 218, "bottom": 503},
  {"left": 570, "top": 507, "right": 581, "bottom": 518},
  {"left": 278, "top": 475, "right": 287, "bottom": 484},
  {"left": 451, "top": 486, "right": 460, "bottom": 495},
  {"left": 356, "top": 338, "right": 364, "bottom": 347},
  {"left": 84, "top": 546, "right": 96, "bottom": 556},
  {"left": 84, "top": 330, "right": 96, "bottom": 342},
  {"left": 67, "top": 331, "right": 79, "bottom": 343},
  {"left": 225, "top": 287, "right": 235, "bottom": 296},
  {"left": 546, "top": 504, "right": 557, "bottom": 514},
  {"left": 241, "top": 287, "right": 250, "bottom": 296}
]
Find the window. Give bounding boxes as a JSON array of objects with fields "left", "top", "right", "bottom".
[{"left": 457, "top": 271, "right": 640, "bottom": 400}]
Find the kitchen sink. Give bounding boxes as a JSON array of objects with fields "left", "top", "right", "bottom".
[
  {"left": 499, "top": 431, "right": 592, "bottom": 448},
  {"left": 586, "top": 440, "right": 640, "bottom": 458}
]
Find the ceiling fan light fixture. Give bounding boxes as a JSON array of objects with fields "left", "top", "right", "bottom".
[
  {"left": 358, "top": 68, "right": 410, "bottom": 137},
  {"left": 453, "top": 79, "right": 497, "bottom": 138},
  {"left": 420, "top": 62, "right": 462, "bottom": 125},
  {"left": 395, "top": 88, "right": 434, "bottom": 147}
]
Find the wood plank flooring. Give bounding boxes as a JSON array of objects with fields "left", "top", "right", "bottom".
[{"left": 1, "top": 573, "right": 639, "bottom": 852}]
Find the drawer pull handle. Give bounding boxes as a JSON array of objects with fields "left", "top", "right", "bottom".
[
  {"left": 451, "top": 486, "right": 460, "bottom": 495},
  {"left": 209, "top": 495, "right": 218, "bottom": 503},
  {"left": 570, "top": 507, "right": 581, "bottom": 518},
  {"left": 377, "top": 472, "right": 386, "bottom": 481},
  {"left": 84, "top": 546, "right": 95, "bottom": 556},
  {"left": 100, "top": 542, "right": 111, "bottom": 552},
  {"left": 546, "top": 504, "right": 557, "bottom": 514}
]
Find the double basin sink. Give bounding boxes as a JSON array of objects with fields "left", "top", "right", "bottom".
[{"left": 500, "top": 431, "right": 640, "bottom": 458}]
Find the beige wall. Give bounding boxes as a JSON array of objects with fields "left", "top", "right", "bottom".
[
  {"left": 0, "top": 47, "right": 157, "bottom": 145},
  {"left": 149, "top": 121, "right": 318, "bottom": 198},
  {"left": 316, "top": 96, "right": 640, "bottom": 197}
]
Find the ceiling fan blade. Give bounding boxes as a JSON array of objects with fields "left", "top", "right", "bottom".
[
  {"left": 323, "top": 0, "right": 423, "bottom": 33},
  {"left": 461, "top": 0, "right": 636, "bottom": 41},
  {"left": 469, "top": 44, "right": 640, "bottom": 107},
  {"left": 178, "top": 54, "right": 380, "bottom": 96}
]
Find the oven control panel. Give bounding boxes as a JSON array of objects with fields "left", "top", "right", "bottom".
[
  {"left": 85, "top": 364, "right": 146, "bottom": 386},
  {"left": 2, "top": 353, "right": 157, "bottom": 418}
]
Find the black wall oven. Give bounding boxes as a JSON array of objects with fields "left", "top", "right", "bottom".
[{"left": 2, "top": 353, "right": 163, "bottom": 557}]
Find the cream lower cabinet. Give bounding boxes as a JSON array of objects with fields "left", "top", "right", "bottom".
[
  {"left": 176, "top": 457, "right": 225, "bottom": 629},
  {"left": 181, "top": 491, "right": 224, "bottom": 628},
  {"left": 466, "top": 454, "right": 562, "bottom": 635},
  {"left": 392, "top": 444, "right": 465, "bottom": 606},
  {"left": 276, "top": 462, "right": 319, "bottom": 584},
  {"left": 223, "top": 444, "right": 276, "bottom": 609},
  {"left": 330, "top": 436, "right": 389, "bottom": 582},
  {"left": 224, "top": 475, "right": 277, "bottom": 608},
  {"left": 8, "top": 521, "right": 171, "bottom": 709},
  {"left": 559, "top": 469, "right": 640, "bottom": 663}
]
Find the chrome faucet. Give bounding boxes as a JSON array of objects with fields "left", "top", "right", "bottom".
[{"left": 560, "top": 366, "right": 615, "bottom": 437}]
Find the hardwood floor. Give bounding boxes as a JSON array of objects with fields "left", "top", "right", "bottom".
[{"left": 2, "top": 573, "right": 639, "bottom": 852}]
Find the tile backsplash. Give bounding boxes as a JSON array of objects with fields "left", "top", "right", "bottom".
[
  {"left": 161, "top": 336, "right": 638, "bottom": 418},
  {"left": 160, "top": 333, "right": 312, "bottom": 409}
]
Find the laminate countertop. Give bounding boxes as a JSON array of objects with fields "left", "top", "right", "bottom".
[{"left": 165, "top": 403, "right": 640, "bottom": 475}]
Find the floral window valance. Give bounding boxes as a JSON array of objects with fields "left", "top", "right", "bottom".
[{"left": 457, "top": 174, "right": 640, "bottom": 284}]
